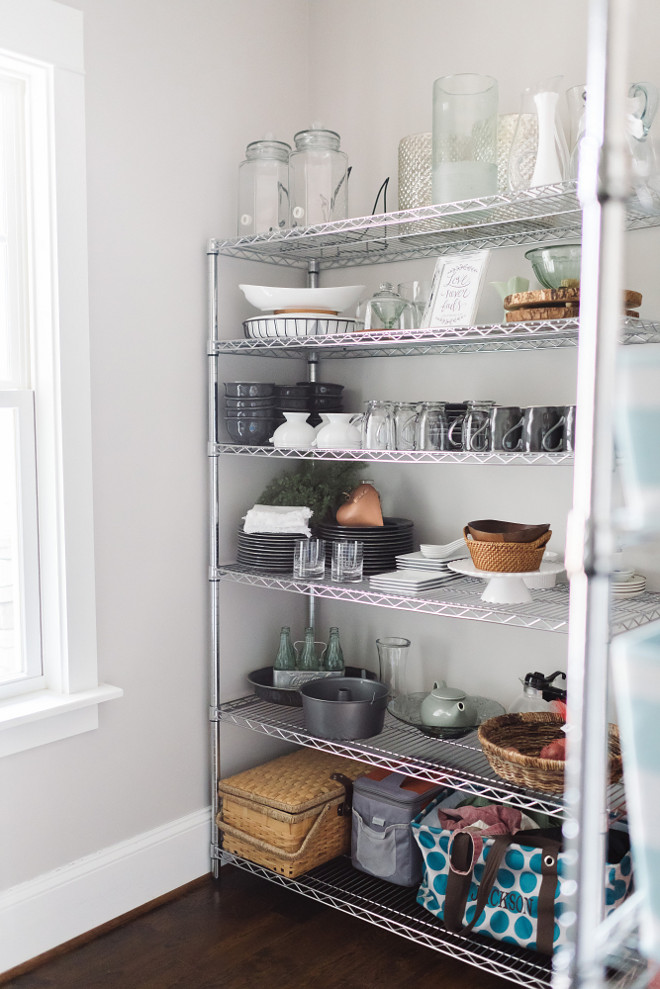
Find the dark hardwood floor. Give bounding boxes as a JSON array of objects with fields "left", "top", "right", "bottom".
[{"left": 2, "top": 866, "right": 513, "bottom": 989}]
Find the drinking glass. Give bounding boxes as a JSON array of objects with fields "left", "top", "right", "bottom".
[
  {"left": 376, "top": 637, "right": 411, "bottom": 702},
  {"left": 293, "top": 538, "right": 326, "bottom": 580},
  {"left": 432, "top": 74, "right": 498, "bottom": 203},
  {"left": 331, "top": 541, "right": 364, "bottom": 582}
]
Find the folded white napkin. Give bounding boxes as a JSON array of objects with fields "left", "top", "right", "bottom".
[{"left": 243, "top": 504, "right": 313, "bottom": 536}]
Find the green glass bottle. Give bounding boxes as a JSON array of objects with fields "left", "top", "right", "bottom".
[
  {"left": 297, "top": 626, "right": 319, "bottom": 671},
  {"left": 273, "top": 626, "right": 297, "bottom": 671},
  {"left": 322, "top": 626, "right": 345, "bottom": 672}
]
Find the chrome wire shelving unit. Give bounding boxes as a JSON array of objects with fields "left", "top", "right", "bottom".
[
  {"left": 213, "top": 182, "right": 660, "bottom": 269},
  {"left": 210, "top": 318, "right": 660, "bottom": 359},
  {"left": 208, "top": 174, "right": 660, "bottom": 989},
  {"left": 213, "top": 565, "right": 660, "bottom": 636}
]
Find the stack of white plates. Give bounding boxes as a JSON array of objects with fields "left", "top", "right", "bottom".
[
  {"left": 395, "top": 551, "right": 463, "bottom": 572},
  {"left": 611, "top": 572, "right": 647, "bottom": 599},
  {"left": 369, "top": 568, "right": 463, "bottom": 594}
]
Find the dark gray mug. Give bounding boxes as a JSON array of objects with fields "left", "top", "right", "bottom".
[
  {"left": 522, "top": 405, "right": 566, "bottom": 453},
  {"left": 490, "top": 406, "right": 523, "bottom": 452}
]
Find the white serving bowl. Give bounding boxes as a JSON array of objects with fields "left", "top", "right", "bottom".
[{"left": 239, "top": 284, "right": 365, "bottom": 314}]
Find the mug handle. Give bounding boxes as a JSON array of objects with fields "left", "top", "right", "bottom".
[
  {"left": 468, "top": 416, "right": 490, "bottom": 451},
  {"left": 501, "top": 416, "right": 524, "bottom": 452},
  {"left": 542, "top": 416, "right": 566, "bottom": 452},
  {"left": 447, "top": 415, "right": 465, "bottom": 447}
]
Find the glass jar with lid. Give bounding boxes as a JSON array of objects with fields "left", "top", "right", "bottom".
[
  {"left": 363, "top": 283, "right": 415, "bottom": 331},
  {"left": 289, "top": 126, "right": 348, "bottom": 227},
  {"left": 237, "top": 138, "right": 291, "bottom": 237}
]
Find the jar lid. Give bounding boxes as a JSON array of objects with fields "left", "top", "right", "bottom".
[
  {"left": 293, "top": 128, "right": 341, "bottom": 151},
  {"left": 245, "top": 139, "right": 291, "bottom": 161}
]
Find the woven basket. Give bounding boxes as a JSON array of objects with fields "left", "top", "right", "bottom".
[
  {"left": 463, "top": 526, "right": 551, "bottom": 572},
  {"left": 217, "top": 748, "right": 369, "bottom": 876},
  {"left": 217, "top": 797, "right": 350, "bottom": 878},
  {"left": 478, "top": 712, "right": 623, "bottom": 794}
]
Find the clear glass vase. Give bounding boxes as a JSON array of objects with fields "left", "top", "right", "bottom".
[
  {"left": 376, "top": 636, "right": 411, "bottom": 702},
  {"left": 432, "top": 73, "right": 498, "bottom": 203}
]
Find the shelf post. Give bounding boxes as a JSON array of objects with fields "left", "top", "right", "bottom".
[{"left": 556, "top": 0, "right": 633, "bottom": 986}]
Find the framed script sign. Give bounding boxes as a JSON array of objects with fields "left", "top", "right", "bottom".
[{"left": 421, "top": 250, "right": 491, "bottom": 327}]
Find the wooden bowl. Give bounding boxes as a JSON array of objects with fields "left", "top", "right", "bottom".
[{"left": 467, "top": 519, "right": 550, "bottom": 544}]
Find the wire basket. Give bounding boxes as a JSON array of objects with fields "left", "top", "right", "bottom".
[
  {"left": 463, "top": 526, "right": 551, "bottom": 572},
  {"left": 478, "top": 712, "right": 622, "bottom": 794}
]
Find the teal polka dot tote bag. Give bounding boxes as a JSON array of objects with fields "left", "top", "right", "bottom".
[{"left": 411, "top": 797, "right": 632, "bottom": 955}]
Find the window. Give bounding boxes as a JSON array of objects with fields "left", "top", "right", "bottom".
[{"left": 0, "top": 0, "right": 121, "bottom": 755}]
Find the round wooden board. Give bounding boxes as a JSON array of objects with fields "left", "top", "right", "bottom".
[
  {"left": 505, "top": 308, "right": 640, "bottom": 322},
  {"left": 504, "top": 287, "right": 580, "bottom": 309},
  {"left": 504, "top": 288, "right": 642, "bottom": 310}
]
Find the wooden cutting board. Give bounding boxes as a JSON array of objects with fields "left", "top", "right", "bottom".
[
  {"left": 503, "top": 288, "right": 642, "bottom": 311},
  {"left": 506, "top": 307, "right": 640, "bottom": 322}
]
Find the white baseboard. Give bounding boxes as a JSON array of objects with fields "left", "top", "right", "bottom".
[{"left": 0, "top": 806, "right": 212, "bottom": 974}]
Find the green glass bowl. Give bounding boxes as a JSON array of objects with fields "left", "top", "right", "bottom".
[{"left": 524, "top": 244, "right": 581, "bottom": 290}]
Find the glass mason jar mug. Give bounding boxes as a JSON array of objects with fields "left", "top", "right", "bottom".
[
  {"left": 289, "top": 127, "right": 349, "bottom": 227},
  {"left": 415, "top": 401, "right": 448, "bottom": 451}
]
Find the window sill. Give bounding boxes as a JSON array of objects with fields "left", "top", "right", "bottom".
[{"left": 0, "top": 684, "right": 123, "bottom": 756}]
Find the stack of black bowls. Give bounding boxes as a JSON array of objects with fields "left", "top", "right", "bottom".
[
  {"left": 223, "top": 382, "right": 277, "bottom": 446},
  {"left": 276, "top": 381, "right": 344, "bottom": 427}
]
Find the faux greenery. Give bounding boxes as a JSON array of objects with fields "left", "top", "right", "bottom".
[{"left": 257, "top": 460, "right": 361, "bottom": 523}]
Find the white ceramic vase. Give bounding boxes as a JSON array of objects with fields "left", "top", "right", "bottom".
[
  {"left": 269, "top": 412, "right": 316, "bottom": 448},
  {"left": 313, "top": 413, "right": 362, "bottom": 450}
]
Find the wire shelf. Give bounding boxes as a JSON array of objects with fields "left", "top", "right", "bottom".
[
  {"left": 215, "top": 852, "right": 554, "bottom": 988},
  {"left": 213, "top": 565, "right": 660, "bottom": 636},
  {"left": 209, "top": 318, "right": 660, "bottom": 359},
  {"left": 210, "top": 183, "right": 660, "bottom": 269},
  {"left": 211, "top": 444, "right": 574, "bottom": 465},
  {"left": 215, "top": 694, "right": 626, "bottom": 821}
]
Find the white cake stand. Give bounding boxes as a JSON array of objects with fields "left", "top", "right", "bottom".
[{"left": 447, "top": 559, "right": 566, "bottom": 604}]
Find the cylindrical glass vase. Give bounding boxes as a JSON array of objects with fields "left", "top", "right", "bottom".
[
  {"left": 237, "top": 139, "right": 291, "bottom": 236},
  {"left": 289, "top": 127, "right": 348, "bottom": 227},
  {"left": 432, "top": 74, "right": 498, "bottom": 204},
  {"left": 376, "top": 636, "right": 411, "bottom": 702}
]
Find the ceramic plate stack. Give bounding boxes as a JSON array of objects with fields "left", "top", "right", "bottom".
[
  {"left": 315, "top": 517, "right": 414, "bottom": 576},
  {"left": 369, "top": 569, "right": 459, "bottom": 594},
  {"left": 236, "top": 528, "right": 301, "bottom": 573},
  {"left": 611, "top": 571, "right": 647, "bottom": 599},
  {"left": 395, "top": 551, "right": 466, "bottom": 579}
]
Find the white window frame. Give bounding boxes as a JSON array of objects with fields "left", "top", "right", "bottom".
[{"left": 0, "top": 0, "right": 122, "bottom": 756}]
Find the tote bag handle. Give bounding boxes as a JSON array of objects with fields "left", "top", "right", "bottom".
[{"left": 443, "top": 831, "right": 561, "bottom": 956}]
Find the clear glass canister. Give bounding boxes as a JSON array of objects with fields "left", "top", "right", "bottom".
[
  {"left": 289, "top": 127, "right": 348, "bottom": 227},
  {"left": 237, "top": 139, "right": 291, "bottom": 236}
]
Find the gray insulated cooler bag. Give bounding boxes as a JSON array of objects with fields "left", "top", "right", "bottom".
[{"left": 351, "top": 769, "right": 448, "bottom": 886}]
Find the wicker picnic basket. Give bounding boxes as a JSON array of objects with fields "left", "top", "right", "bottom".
[
  {"left": 463, "top": 526, "right": 552, "bottom": 573},
  {"left": 217, "top": 748, "right": 370, "bottom": 878},
  {"left": 478, "top": 712, "right": 623, "bottom": 794}
]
